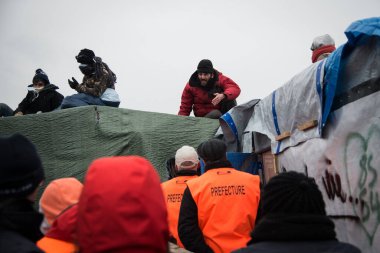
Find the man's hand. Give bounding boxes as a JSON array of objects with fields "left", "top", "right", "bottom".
[
  {"left": 68, "top": 77, "right": 79, "bottom": 89},
  {"left": 14, "top": 112, "right": 23, "bottom": 116},
  {"left": 212, "top": 93, "right": 226, "bottom": 106}
]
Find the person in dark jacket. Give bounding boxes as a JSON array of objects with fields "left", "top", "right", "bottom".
[
  {"left": 0, "top": 69, "right": 63, "bottom": 117},
  {"left": 233, "top": 171, "right": 361, "bottom": 253},
  {"left": 178, "top": 59, "right": 240, "bottom": 118},
  {"left": 61, "top": 48, "right": 120, "bottom": 109},
  {"left": 0, "top": 133, "right": 45, "bottom": 253}
]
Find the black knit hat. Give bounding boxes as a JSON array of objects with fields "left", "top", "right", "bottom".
[
  {"left": 197, "top": 138, "right": 227, "bottom": 162},
  {"left": 76, "top": 48, "right": 95, "bottom": 64},
  {"left": 0, "top": 134, "right": 44, "bottom": 198},
  {"left": 32, "top": 69, "right": 50, "bottom": 85},
  {"left": 197, "top": 59, "right": 214, "bottom": 74},
  {"left": 262, "top": 171, "right": 326, "bottom": 216}
]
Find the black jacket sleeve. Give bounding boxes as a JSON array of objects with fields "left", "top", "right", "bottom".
[
  {"left": 178, "top": 187, "right": 214, "bottom": 253},
  {"left": 14, "top": 92, "right": 31, "bottom": 114}
]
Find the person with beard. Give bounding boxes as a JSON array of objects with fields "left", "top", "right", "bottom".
[
  {"left": 0, "top": 69, "right": 63, "bottom": 117},
  {"left": 0, "top": 134, "right": 45, "bottom": 253},
  {"left": 178, "top": 59, "right": 240, "bottom": 119},
  {"left": 233, "top": 171, "right": 360, "bottom": 253},
  {"left": 61, "top": 48, "right": 120, "bottom": 109}
]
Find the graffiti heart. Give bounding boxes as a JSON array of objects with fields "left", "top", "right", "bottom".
[{"left": 344, "top": 124, "right": 380, "bottom": 245}]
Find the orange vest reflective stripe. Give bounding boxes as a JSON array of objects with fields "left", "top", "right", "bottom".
[
  {"left": 186, "top": 168, "right": 260, "bottom": 253},
  {"left": 161, "top": 175, "right": 198, "bottom": 248},
  {"left": 37, "top": 237, "right": 78, "bottom": 253}
]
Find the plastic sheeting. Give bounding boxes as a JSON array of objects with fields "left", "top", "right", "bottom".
[{"left": 0, "top": 106, "right": 219, "bottom": 186}]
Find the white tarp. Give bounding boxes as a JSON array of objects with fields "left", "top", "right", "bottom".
[{"left": 277, "top": 91, "right": 380, "bottom": 253}]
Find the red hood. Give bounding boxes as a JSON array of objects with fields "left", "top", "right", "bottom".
[
  {"left": 46, "top": 204, "right": 78, "bottom": 242},
  {"left": 77, "top": 156, "right": 169, "bottom": 253}
]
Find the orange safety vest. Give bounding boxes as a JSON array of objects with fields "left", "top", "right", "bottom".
[
  {"left": 161, "top": 175, "right": 198, "bottom": 248},
  {"left": 186, "top": 168, "right": 260, "bottom": 253},
  {"left": 37, "top": 236, "right": 78, "bottom": 253}
]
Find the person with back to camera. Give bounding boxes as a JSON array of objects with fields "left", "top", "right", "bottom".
[
  {"left": 0, "top": 69, "right": 63, "bottom": 117},
  {"left": 0, "top": 133, "right": 45, "bottom": 253},
  {"left": 178, "top": 59, "right": 241, "bottom": 119},
  {"left": 61, "top": 48, "right": 120, "bottom": 109},
  {"left": 76, "top": 156, "right": 169, "bottom": 253},
  {"left": 161, "top": 145, "right": 200, "bottom": 248},
  {"left": 37, "top": 177, "right": 83, "bottom": 253},
  {"left": 178, "top": 138, "right": 261, "bottom": 253},
  {"left": 233, "top": 171, "right": 361, "bottom": 253}
]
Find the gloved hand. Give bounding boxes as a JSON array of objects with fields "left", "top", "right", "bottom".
[{"left": 68, "top": 77, "right": 79, "bottom": 89}]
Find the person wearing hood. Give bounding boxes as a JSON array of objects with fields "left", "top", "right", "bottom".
[
  {"left": 161, "top": 145, "right": 199, "bottom": 248},
  {"left": 311, "top": 34, "right": 336, "bottom": 63},
  {"left": 0, "top": 134, "right": 45, "bottom": 253},
  {"left": 233, "top": 171, "right": 360, "bottom": 253},
  {"left": 0, "top": 69, "right": 63, "bottom": 117},
  {"left": 36, "top": 178, "right": 83, "bottom": 253},
  {"left": 77, "top": 156, "right": 169, "bottom": 253},
  {"left": 178, "top": 59, "right": 241, "bottom": 119},
  {"left": 61, "top": 48, "right": 120, "bottom": 109},
  {"left": 178, "top": 139, "right": 261, "bottom": 253}
]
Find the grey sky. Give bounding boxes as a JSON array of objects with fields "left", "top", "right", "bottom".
[{"left": 1, "top": 0, "right": 379, "bottom": 115}]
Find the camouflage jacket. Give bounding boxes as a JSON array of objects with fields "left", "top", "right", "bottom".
[{"left": 75, "top": 63, "right": 114, "bottom": 97}]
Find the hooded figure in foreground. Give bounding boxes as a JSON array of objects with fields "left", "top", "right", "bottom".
[
  {"left": 233, "top": 171, "right": 361, "bottom": 253},
  {"left": 77, "top": 156, "right": 169, "bottom": 253}
]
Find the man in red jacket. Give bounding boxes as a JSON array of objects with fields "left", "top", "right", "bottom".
[{"left": 178, "top": 59, "right": 241, "bottom": 118}]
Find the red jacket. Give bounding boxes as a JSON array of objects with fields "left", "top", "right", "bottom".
[
  {"left": 77, "top": 156, "right": 169, "bottom": 253},
  {"left": 178, "top": 70, "right": 241, "bottom": 117},
  {"left": 37, "top": 204, "right": 78, "bottom": 253}
]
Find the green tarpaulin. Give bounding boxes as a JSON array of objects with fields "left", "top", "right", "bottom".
[{"left": 0, "top": 106, "right": 219, "bottom": 187}]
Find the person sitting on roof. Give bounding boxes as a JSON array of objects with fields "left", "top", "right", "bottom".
[
  {"left": 0, "top": 69, "right": 63, "bottom": 117},
  {"left": 311, "top": 34, "right": 336, "bottom": 63},
  {"left": 178, "top": 59, "right": 241, "bottom": 119},
  {"left": 61, "top": 48, "right": 120, "bottom": 109}
]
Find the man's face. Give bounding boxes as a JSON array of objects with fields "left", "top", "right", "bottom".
[{"left": 198, "top": 72, "right": 213, "bottom": 86}]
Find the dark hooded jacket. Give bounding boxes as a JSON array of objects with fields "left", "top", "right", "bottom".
[
  {"left": 14, "top": 84, "right": 63, "bottom": 115},
  {"left": 0, "top": 198, "right": 44, "bottom": 253},
  {"left": 232, "top": 213, "right": 361, "bottom": 253},
  {"left": 178, "top": 70, "right": 240, "bottom": 117},
  {"left": 77, "top": 156, "right": 169, "bottom": 253}
]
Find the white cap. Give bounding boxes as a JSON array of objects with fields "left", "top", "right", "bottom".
[
  {"left": 175, "top": 146, "right": 199, "bottom": 170},
  {"left": 311, "top": 34, "right": 335, "bottom": 51}
]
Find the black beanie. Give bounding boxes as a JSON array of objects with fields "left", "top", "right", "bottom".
[
  {"left": 76, "top": 48, "right": 95, "bottom": 64},
  {"left": 0, "top": 134, "right": 44, "bottom": 198},
  {"left": 197, "top": 59, "right": 214, "bottom": 74},
  {"left": 262, "top": 171, "right": 326, "bottom": 216},
  {"left": 197, "top": 138, "right": 227, "bottom": 162},
  {"left": 32, "top": 69, "right": 50, "bottom": 85}
]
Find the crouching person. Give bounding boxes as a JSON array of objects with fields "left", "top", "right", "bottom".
[
  {"left": 178, "top": 139, "right": 261, "bottom": 253},
  {"left": 61, "top": 48, "right": 120, "bottom": 109}
]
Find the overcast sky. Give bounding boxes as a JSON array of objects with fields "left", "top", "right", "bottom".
[{"left": 1, "top": 0, "right": 379, "bottom": 115}]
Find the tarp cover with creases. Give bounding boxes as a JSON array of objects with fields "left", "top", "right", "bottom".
[{"left": 0, "top": 106, "right": 219, "bottom": 185}]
